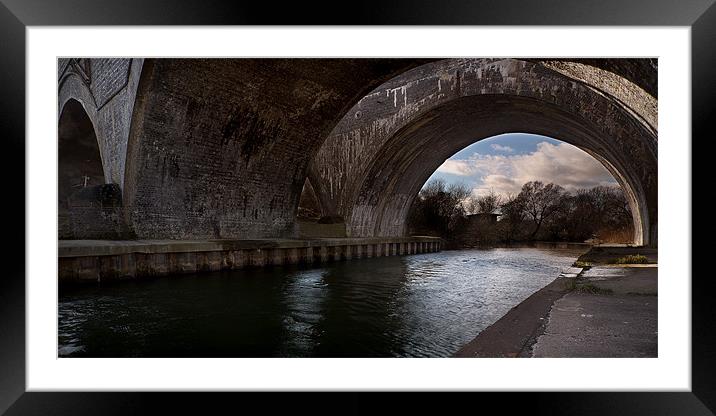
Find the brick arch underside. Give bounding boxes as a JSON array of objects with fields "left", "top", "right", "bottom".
[
  {"left": 324, "top": 60, "right": 657, "bottom": 246},
  {"left": 122, "top": 58, "right": 433, "bottom": 239},
  {"left": 58, "top": 99, "right": 105, "bottom": 208},
  {"left": 348, "top": 95, "right": 655, "bottom": 247},
  {"left": 58, "top": 97, "right": 128, "bottom": 239}
]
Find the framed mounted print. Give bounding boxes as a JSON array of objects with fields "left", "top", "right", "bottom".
[{"left": 1, "top": 0, "right": 711, "bottom": 414}]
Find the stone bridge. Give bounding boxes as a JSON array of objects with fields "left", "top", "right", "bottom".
[{"left": 58, "top": 58, "right": 657, "bottom": 247}]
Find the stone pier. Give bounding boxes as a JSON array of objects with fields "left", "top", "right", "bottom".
[{"left": 58, "top": 236, "right": 442, "bottom": 283}]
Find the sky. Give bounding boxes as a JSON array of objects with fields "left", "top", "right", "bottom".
[{"left": 425, "top": 133, "right": 619, "bottom": 198}]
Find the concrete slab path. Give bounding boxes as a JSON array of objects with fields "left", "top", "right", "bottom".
[{"left": 455, "top": 262, "right": 657, "bottom": 358}]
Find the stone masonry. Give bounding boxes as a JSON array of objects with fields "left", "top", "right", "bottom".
[{"left": 58, "top": 58, "right": 657, "bottom": 247}]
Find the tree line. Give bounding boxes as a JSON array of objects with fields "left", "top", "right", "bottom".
[{"left": 407, "top": 179, "right": 633, "bottom": 248}]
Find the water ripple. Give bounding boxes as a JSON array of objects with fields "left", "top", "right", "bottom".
[{"left": 59, "top": 247, "right": 584, "bottom": 357}]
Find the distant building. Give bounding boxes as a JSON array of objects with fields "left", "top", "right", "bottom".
[
  {"left": 459, "top": 213, "right": 501, "bottom": 247},
  {"left": 466, "top": 213, "right": 500, "bottom": 225}
]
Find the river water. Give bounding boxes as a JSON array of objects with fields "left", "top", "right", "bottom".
[{"left": 58, "top": 247, "right": 584, "bottom": 357}]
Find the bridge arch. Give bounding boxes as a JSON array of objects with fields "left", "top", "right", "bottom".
[
  {"left": 58, "top": 99, "right": 104, "bottom": 202},
  {"left": 310, "top": 59, "right": 657, "bottom": 246},
  {"left": 122, "top": 58, "right": 429, "bottom": 239},
  {"left": 58, "top": 98, "right": 108, "bottom": 238}
]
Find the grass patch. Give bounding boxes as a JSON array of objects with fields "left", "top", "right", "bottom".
[
  {"left": 575, "top": 283, "right": 613, "bottom": 295},
  {"left": 610, "top": 254, "right": 649, "bottom": 264},
  {"left": 564, "top": 278, "right": 577, "bottom": 291},
  {"left": 572, "top": 260, "right": 592, "bottom": 268},
  {"left": 564, "top": 278, "right": 613, "bottom": 295}
]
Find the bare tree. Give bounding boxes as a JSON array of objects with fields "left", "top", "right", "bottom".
[
  {"left": 466, "top": 189, "right": 502, "bottom": 214},
  {"left": 499, "top": 193, "right": 527, "bottom": 242},
  {"left": 409, "top": 179, "right": 633, "bottom": 246},
  {"left": 408, "top": 179, "right": 471, "bottom": 241},
  {"left": 517, "top": 181, "right": 568, "bottom": 240}
]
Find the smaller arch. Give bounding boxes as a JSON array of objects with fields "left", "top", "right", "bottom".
[
  {"left": 59, "top": 99, "right": 128, "bottom": 239},
  {"left": 58, "top": 99, "right": 105, "bottom": 211},
  {"left": 297, "top": 177, "right": 322, "bottom": 220},
  {"left": 296, "top": 175, "right": 347, "bottom": 238}
]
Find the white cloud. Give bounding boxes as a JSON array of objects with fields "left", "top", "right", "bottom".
[
  {"left": 490, "top": 143, "right": 514, "bottom": 153},
  {"left": 436, "top": 159, "right": 474, "bottom": 176},
  {"left": 435, "top": 141, "right": 618, "bottom": 197}
]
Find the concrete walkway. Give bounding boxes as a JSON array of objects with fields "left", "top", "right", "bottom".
[
  {"left": 455, "top": 248, "right": 658, "bottom": 358},
  {"left": 531, "top": 266, "right": 657, "bottom": 357}
]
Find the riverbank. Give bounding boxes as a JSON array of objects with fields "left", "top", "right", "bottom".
[
  {"left": 441, "top": 240, "right": 592, "bottom": 251},
  {"left": 58, "top": 236, "right": 442, "bottom": 284},
  {"left": 473, "top": 241, "right": 592, "bottom": 250},
  {"left": 455, "top": 246, "right": 658, "bottom": 357}
]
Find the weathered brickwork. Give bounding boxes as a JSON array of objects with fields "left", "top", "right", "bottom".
[
  {"left": 58, "top": 58, "right": 144, "bottom": 186},
  {"left": 59, "top": 184, "right": 132, "bottom": 239},
  {"left": 309, "top": 59, "right": 657, "bottom": 246},
  {"left": 535, "top": 58, "right": 658, "bottom": 98},
  {"left": 89, "top": 58, "right": 132, "bottom": 109},
  {"left": 58, "top": 237, "right": 442, "bottom": 282},
  {"left": 121, "top": 59, "right": 426, "bottom": 240},
  {"left": 58, "top": 58, "right": 145, "bottom": 239},
  {"left": 57, "top": 58, "right": 71, "bottom": 79},
  {"left": 537, "top": 60, "right": 657, "bottom": 131}
]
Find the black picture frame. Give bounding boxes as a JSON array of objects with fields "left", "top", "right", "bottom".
[{"left": 1, "top": 1, "right": 711, "bottom": 414}]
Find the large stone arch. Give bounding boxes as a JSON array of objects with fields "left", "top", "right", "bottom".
[
  {"left": 122, "top": 58, "right": 430, "bottom": 239},
  {"left": 310, "top": 59, "right": 657, "bottom": 246}
]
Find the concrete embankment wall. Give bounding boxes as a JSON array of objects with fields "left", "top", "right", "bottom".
[{"left": 58, "top": 237, "right": 442, "bottom": 283}]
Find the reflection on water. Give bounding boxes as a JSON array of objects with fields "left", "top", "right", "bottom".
[{"left": 58, "top": 248, "right": 583, "bottom": 357}]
